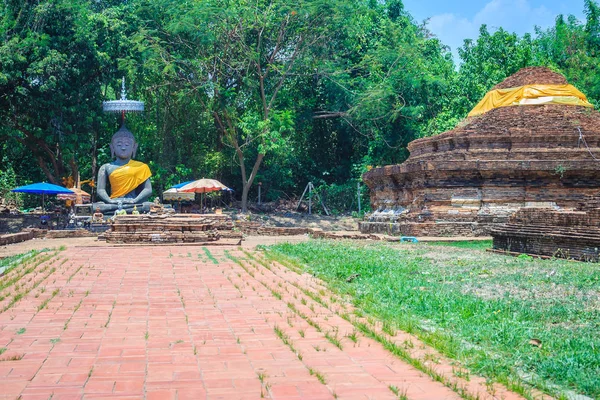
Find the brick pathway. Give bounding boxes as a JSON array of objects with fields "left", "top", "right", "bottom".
[{"left": 0, "top": 246, "right": 531, "bottom": 400}]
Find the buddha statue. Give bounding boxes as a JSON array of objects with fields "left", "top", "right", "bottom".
[
  {"left": 94, "top": 125, "right": 153, "bottom": 213},
  {"left": 115, "top": 202, "right": 128, "bottom": 216},
  {"left": 92, "top": 207, "right": 104, "bottom": 223}
]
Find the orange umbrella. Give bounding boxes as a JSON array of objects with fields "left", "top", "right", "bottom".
[
  {"left": 57, "top": 188, "right": 91, "bottom": 204},
  {"left": 179, "top": 179, "right": 229, "bottom": 193},
  {"left": 179, "top": 179, "right": 229, "bottom": 213}
]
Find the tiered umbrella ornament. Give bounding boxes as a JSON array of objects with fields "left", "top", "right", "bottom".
[{"left": 103, "top": 77, "right": 144, "bottom": 123}]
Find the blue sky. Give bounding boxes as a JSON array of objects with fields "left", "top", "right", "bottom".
[{"left": 402, "top": 0, "right": 587, "bottom": 61}]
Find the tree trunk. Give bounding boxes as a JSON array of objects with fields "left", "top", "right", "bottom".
[
  {"left": 36, "top": 156, "right": 58, "bottom": 184},
  {"left": 241, "top": 182, "right": 250, "bottom": 212},
  {"left": 240, "top": 153, "right": 265, "bottom": 213}
]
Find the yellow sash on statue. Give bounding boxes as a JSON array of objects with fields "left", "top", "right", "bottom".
[
  {"left": 109, "top": 160, "right": 152, "bottom": 199},
  {"left": 468, "top": 84, "right": 593, "bottom": 117}
]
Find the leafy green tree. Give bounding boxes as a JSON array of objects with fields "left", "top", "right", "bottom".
[
  {"left": 0, "top": 166, "right": 22, "bottom": 208},
  {"left": 454, "top": 25, "right": 534, "bottom": 118},
  {"left": 0, "top": 0, "right": 110, "bottom": 183},
  {"left": 135, "top": 0, "right": 342, "bottom": 211},
  {"left": 532, "top": 0, "right": 600, "bottom": 106},
  {"left": 308, "top": 0, "right": 455, "bottom": 169}
]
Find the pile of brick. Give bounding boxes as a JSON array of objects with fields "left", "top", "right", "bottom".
[
  {"left": 362, "top": 67, "right": 600, "bottom": 236},
  {"left": 104, "top": 214, "right": 242, "bottom": 244},
  {"left": 490, "top": 208, "right": 600, "bottom": 261}
]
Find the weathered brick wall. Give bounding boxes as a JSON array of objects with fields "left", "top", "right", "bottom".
[{"left": 0, "top": 215, "right": 48, "bottom": 234}]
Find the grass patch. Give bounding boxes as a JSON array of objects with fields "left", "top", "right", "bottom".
[
  {"left": 324, "top": 331, "right": 343, "bottom": 350},
  {"left": 425, "top": 240, "right": 492, "bottom": 251},
  {"left": 308, "top": 367, "right": 327, "bottom": 384},
  {"left": 267, "top": 240, "right": 600, "bottom": 398},
  {"left": 38, "top": 288, "right": 60, "bottom": 311},
  {"left": 202, "top": 247, "right": 219, "bottom": 264},
  {"left": 0, "top": 354, "right": 24, "bottom": 362}
]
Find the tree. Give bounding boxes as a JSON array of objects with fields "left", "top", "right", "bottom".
[
  {"left": 306, "top": 0, "right": 455, "bottom": 169},
  {"left": 531, "top": 1, "right": 600, "bottom": 106},
  {"left": 0, "top": 0, "right": 114, "bottom": 183},
  {"left": 136, "top": 0, "right": 342, "bottom": 211},
  {"left": 454, "top": 25, "right": 534, "bottom": 117}
]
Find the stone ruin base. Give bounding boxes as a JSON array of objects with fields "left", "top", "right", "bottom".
[
  {"left": 359, "top": 220, "right": 488, "bottom": 237},
  {"left": 235, "top": 221, "right": 312, "bottom": 236},
  {"left": 490, "top": 208, "right": 600, "bottom": 262},
  {"left": 104, "top": 214, "right": 243, "bottom": 245},
  {"left": 359, "top": 205, "right": 515, "bottom": 237}
]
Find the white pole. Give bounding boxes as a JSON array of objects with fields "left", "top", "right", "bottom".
[
  {"left": 357, "top": 182, "right": 361, "bottom": 214},
  {"left": 258, "top": 183, "right": 262, "bottom": 205},
  {"left": 308, "top": 182, "right": 312, "bottom": 215}
]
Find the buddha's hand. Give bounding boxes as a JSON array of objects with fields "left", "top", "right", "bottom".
[{"left": 119, "top": 198, "right": 136, "bottom": 204}]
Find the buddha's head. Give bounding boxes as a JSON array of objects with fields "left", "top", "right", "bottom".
[{"left": 110, "top": 125, "right": 138, "bottom": 160}]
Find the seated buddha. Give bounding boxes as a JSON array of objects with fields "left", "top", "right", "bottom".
[{"left": 93, "top": 125, "right": 153, "bottom": 213}]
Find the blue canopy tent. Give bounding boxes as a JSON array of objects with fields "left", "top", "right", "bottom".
[
  {"left": 12, "top": 182, "right": 74, "bottom": 212},
  {"left": 170, "top": 181, "right": 195, "bottom": 189}
]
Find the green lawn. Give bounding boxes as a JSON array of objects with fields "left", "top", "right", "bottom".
[{"left": 266, "top": 240, "right": 600, "bottom": 398}]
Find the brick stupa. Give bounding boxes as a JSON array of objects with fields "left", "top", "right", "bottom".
[{"left": 360, "top": 67, "right": 600, "bottom": 236}]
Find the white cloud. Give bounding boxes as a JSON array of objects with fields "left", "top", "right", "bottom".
[{"left": 426, "top": 0, "right": 557, "bottom": 62}]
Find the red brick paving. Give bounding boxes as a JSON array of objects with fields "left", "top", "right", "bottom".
[{"left": 0, "top": 246, "right": 531, "bottom": 400}]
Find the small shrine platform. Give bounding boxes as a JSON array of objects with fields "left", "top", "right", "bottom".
[{"left": 104, "top": 214, "right": 243, "bottom": 245}]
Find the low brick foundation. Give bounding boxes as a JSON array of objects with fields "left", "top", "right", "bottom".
[
  {"left": 46, "top": 229, "right": 97, "bottom": 239},
  {"left": 310, "top": 229, "right": 380, "bottom": 240},
  {"left": 105, "top": 214, "right": 243, "bottom": 244},
  {"left": 359, "top": 220, "right": 489, "bottom": 237},
  {"left": 0, "top": 231, "right": 34, "bottom": 246},
  {"left": 490, "top": 208, "right": 600, "bottom": 261},
  {"left": 235, "top": 221, "right": 311, "bottom": 236}
]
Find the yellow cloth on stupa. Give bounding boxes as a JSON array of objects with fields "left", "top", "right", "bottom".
[
  {"left": 468, "top": 84, "right": 594, "bottom": 117},
  {"left": 109, "top": 160, "right": 152, "bottom": 199}
]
